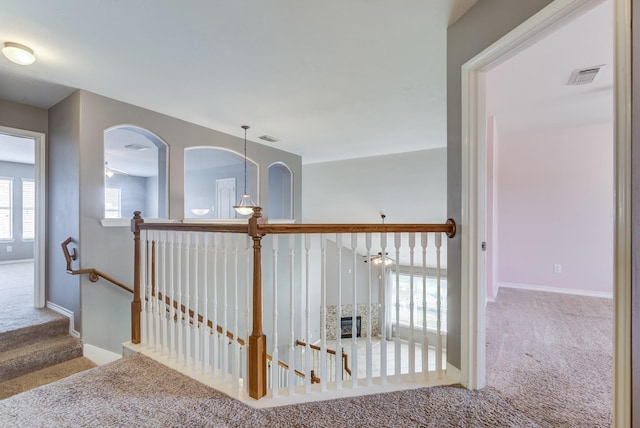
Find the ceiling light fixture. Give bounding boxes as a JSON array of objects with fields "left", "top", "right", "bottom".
[
  {"left": 2, "top": 42, "right": 36, "bottom": 66},
  {"left": 233, "top": 125, "right": 257, "bottom": 216}
]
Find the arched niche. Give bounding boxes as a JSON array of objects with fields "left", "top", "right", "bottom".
[
  {"left": 104, "top": 125, "right": 168, "bottom": 219},
  {"left": 184, "top": 147, "right": 259, "bottom": 219},
  {"left": 268, "top": 162, "right": 293, "bottom": 220}
]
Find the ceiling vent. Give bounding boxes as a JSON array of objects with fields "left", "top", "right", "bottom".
[
  {"left": 567, "top": 65, "right": 604, "bottom": 86},
  {"left": 124, "top": 143, "right": 150, "bottom": 151},
  {"left": 259, "top": 135, "right": 279, "bottom": 143}
]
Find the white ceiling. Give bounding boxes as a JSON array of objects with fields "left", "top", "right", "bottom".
[{"left": 0, "top": 0, "right": 612, "bottom": 167}]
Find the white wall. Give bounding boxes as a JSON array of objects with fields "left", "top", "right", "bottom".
[
  {"left": 496, "top": 123, "right": 614, "bottom": 296},
  {"left": 302, "top": 148, "right": 446, "bottom": 224}
]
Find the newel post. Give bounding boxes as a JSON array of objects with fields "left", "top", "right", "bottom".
[
  {"left": 248, "top": 207, "right": 267, "bottom": 399},
  {"left": 131, "top": 211, "right": 144, "bottom": 344}
]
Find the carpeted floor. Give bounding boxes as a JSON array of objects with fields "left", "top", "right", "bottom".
[{"left": 0, "top": 288, "right": 613, "bottom": 427}]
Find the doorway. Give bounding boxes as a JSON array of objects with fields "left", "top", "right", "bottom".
[
  {"left": 459, "top": 0, "right": 630, "bottom": 424},
  {"left": 0, "top": 126, "right": 46, "bottom": 308}
]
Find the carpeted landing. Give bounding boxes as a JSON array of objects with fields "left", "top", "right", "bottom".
[{"left": 0, "top": 288, "right": 613, "bottom": 427}]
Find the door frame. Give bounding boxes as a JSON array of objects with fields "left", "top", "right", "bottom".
[
  {"left": 459, "top": 0, "right": 631, "bottom": 425},
  {"left": 0, "top": 125, "right": 46, "bottom": 308}
]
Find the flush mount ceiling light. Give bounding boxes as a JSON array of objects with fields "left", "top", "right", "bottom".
[
  {"left": 2, "top": 42, "right": 36, "bottom": 65},
  {"left": 233, "top": 125, "right": 257, "bottom": 216}
]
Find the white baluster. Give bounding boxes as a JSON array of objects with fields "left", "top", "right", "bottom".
[
  {"left": 350, "top": 233, "right": 358, "bottom": 389},
  {"left": 421, "top": 232, "right": 429, "bottom": 377},
  {"left": 304, "top": 233, "right": 312, "bottom": 394},
  {"left": 202, "top": 233, "right": 209, "bottom": 374},
  {"left": 244, "top": 235, "right": 251, "bottom": 392},
  {"left": 153, "top": 233, "right": 161, "bottom": 352},
  {"left": 409, "top": 232, "right": 416, "bottom": 377},
  {"left": 288, "top": 234, "right": 296, "bottom": 396},
  {"left": 176, "top": 233, "right": 183, "bottom": 363},
  {"left": 221, "top": 233, "right": 228, "bottom": 379},
  {"left": 335, "top": 234, "right": 343, "bottom": 390},
  {"left": 365, "top": 232, "right": 373, "bottom": 386},
  {"left": 320, "top": 234, "right": 327, "bottom": 392},
  {"left": 211, "top": 233, "right": 219, "bottom": 375},
  {"left": 169, "top": 231, "right": 176, "bottom": 360},
  {"left": 436, "top": 233, "right": 443, "bottom": 378},
  {"left": 160, "top": 231, "right": 168, "bottom": 355},
  {"left": 271, "top": 234, "right": 279, "bottom": 398},
  {"left": 380, "top": 232, "right": 387, "bottom": 384},
  {"left": 394, "top": 232, "right": 401, "bottom": 382},
  {"left": 193, "top": 232, "right": 200, "bottom": 371},
  {"left": 140, "top": 230, "right": 148, "bottom": 346},
  {"left": 184, "top": 232, "right": 191, "bottom": 367},
  {"left": 232, "top": 234, "right": 240, "bottom": 386}
]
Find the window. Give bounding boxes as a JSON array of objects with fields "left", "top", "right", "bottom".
[
  {"left": 22, "top": 179, "right": 35, "bottom": 240},
  {"left": 0, "top": 178, "right": 12, "bottom": 240},
  {"left": 390, "top": 272, "right": 447, "bottom": 332},
  {"left": 104, "top": 187, "right": 122, "bottom": 218}
]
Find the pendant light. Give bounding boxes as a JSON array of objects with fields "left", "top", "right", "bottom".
[{"left": 233, "top": 125, "right": 257, "bottom": 216}]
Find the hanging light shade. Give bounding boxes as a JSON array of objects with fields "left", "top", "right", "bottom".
[{"left": 233, "top": 125, "right": 257, "bottom": 216}]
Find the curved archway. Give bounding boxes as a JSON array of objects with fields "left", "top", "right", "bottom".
[
  {"left": 267, "top": 162, "right": 293, "bottom": 219},
  {"left": 184, "top": 146, "right": 259, "bottom": 219},
  {"left": 104, "top": 125, "right": 168, "bottom": 218}
]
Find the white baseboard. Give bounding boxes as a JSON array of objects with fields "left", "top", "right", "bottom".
[
  {"left": 83, "top": 344, "right": 122, "bottom": 365},
  {"left": 497, "top": 282, "right": 613, "bottom": 299},
  {"left": 46, "top": 300, "right": 81, "bottom": 338},
  {"left": 0, "top": 258, "right": 34, "bottom": 265},
  {"left": 446, "top": 363, "right": 461, "bottom": 382}
]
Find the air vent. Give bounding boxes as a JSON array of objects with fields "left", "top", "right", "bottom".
[
  {"left": 567, "top": 65, "right": 604, "bottom": 86},
  {"left": 124, "top": 144, "right": 150, "bottom": 151},
  {"left": 259, "top": 135, "right": 279, "bottom": 143}
]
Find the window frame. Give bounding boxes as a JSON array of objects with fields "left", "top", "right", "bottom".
[{"left": 21, "top": 178, "right": 35, "bottom": 241}]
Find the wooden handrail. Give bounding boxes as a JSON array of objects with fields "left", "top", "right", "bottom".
[
  {"left": 265, "top": 354, "right": 306, "bottom": 379},
  {"left": 61, "top": 237, "right": 133, "bottom": 294}
]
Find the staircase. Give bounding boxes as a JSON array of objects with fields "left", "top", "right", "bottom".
[{"left": 0, "top": 308, "right": 94, "bottom": 399}]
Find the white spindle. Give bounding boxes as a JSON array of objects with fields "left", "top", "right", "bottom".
[
  {"left": 176, "top": 233, "right": 183, "bottom": 363},
  {"left": 394, "top": 232, "right": 401, "bottom": 382},
  {"left": 350, "top": 233, "right": 358, "bottom": 389},
  {"left": 244, "top": 235, "right": 251, "bottom": 392},
  {"left": 153, "top": 233, "right": 161, "bottom": 352},
  {"left": 232, "top": 234, "right": 240, "bottom": 386},
  {"left": 409, "top": 232, "right": 416, "bottom": 376},
  {"left": 436, "top": 233, "right": 443, "bottom": 377},
  {"left": 365, "top": 232, "right": 373, "bottom": 386},
  {"left": 184, "top": 232, "right": 191, "bottom": 367},
  {"left": 288, "top": 235, "right": 296, "bottom": 396},
  {"left": 335, "top": 234, "right": 343, "bottom": 390},
  {"left": 140, "top": 230, "right": 148, "bottom": 346},
  {"left": 202, "top": 233, "right": 209, "bottom": 374},
  {"left": 211, "top": 233, "right": 219, "bottom": 375},
  {"left": 271, "top": 234, "right": 279, "bottom": 398},
  {"left": 304, "top": 234, "right": 312, "bottom": 394},
  {"left": 193, "top": 233, "right": 200, "bottom": 371},
  {"left": 421, "top": 232, "right": 429, "bottom": 377},
  {"left": 319, "top": 234, "right": 327, "bottom": 392},
  {"left": 221, "top": 233, "right": 228, "bottom": 379},
  {"left": 380, "top": 232, "right": 387, "bottom": 384},
  {"left": 169, "top": 232, "right": 176, "bottom": 360},
  {"left": 160, "top": 231, "right": 168, "bottom": 356}
]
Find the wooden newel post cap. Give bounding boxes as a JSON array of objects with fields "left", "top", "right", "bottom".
[{"left": 131, "top": 211, "right": 144, "bottom": 233}]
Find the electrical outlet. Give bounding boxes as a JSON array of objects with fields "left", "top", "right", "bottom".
[
  {"left": 6, "top": 246, "right": 11, "bottom": 252},
  {"left": 553, "top": 264, "right": 562, "bottom": 274}
]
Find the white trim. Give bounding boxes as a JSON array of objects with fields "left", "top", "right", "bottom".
[
  {"left": 460, "top": 0, "right": 610, "bottom": 391},
  {"left": 0, "top": 258, "right": 33, "bottom": 265},
  {"left": 613, "top": 0, "right": 631, "bottom": 425},
  {"left": 498, "top": 282, "right": 613, "bottom": 299},
  {"left": 46, "top": 300, "right": 81, "bottom": 338},
  {"left": 0, "top": 126, "right": 46, "bottom": 309},
  {"left": 83, "top": 344, "right": 121, "bottom": 365},
  {"left": 446, "top": 363, "right": 462, "bottom": 380}
]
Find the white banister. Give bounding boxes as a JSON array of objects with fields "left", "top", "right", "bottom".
[
  {"left": 288, "top": 234, "right": 296, "bottom": 396},
  {"left": 271, "top": 234, "right": 279, "bottom": 398},
  {"left": 320, "top": 234, "right": 328, "bottom": 392},
  {"left": 394, "top": 232, "right": 401, "bottom": 382},
  {"left": 408, "top": 232, "right": 416, "bottom": 377},
  {"left": 421, "top": 232, "right": 429, "bottom": 378},
  {"left": 365, "top": 232, "right": 373, "bottom": 386},
  {"left": 350, "top": 233, "right": 358, "bottom": 389},
  {"left": 335, "top": 233, "right": 343, "bottom": 390}
]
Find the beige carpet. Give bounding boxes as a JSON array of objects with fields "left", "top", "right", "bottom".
[{"left": 0, "top": 288, "right": 613, "bottom": 427}]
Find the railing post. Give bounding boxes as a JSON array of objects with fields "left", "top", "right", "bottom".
[
  {"left": 131, "top": 211, "right": 144, "bottom": 344},
  {"left": 248, "top": 207, "right": 267, "bottom": 399}
]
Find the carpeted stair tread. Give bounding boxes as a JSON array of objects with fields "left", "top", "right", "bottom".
[
  {"left": 0, "top": 335, "right": 83, "bottom": 382},
  {"left": 0, "top": 356, "right": 97, "bottom": 400},
  {"left": 0, "top": 310, "right": 69, "bottom": 353}
]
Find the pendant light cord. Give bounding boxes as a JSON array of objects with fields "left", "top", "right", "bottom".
[{"left": 242, "top": 125, "right": 249, "bottom": 195}]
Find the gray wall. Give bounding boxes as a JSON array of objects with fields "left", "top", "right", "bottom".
[
  {"left": 447, "top": 0, "right": 554, "bottom": 368},
  {"left": 70, "top": 90, "right": 302, "bottom": 352},
  {"left": 48, "top": 92, "right": 81, "bottom": 328},
  {"left": 0, "top": 99, "right": 47, "bottom": 134},
  {"left": 632, "top": 0, "right": 639, "bottom": 423},
  {"left": 0, "top": 161, "right": 35, "bottom": 261}
]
